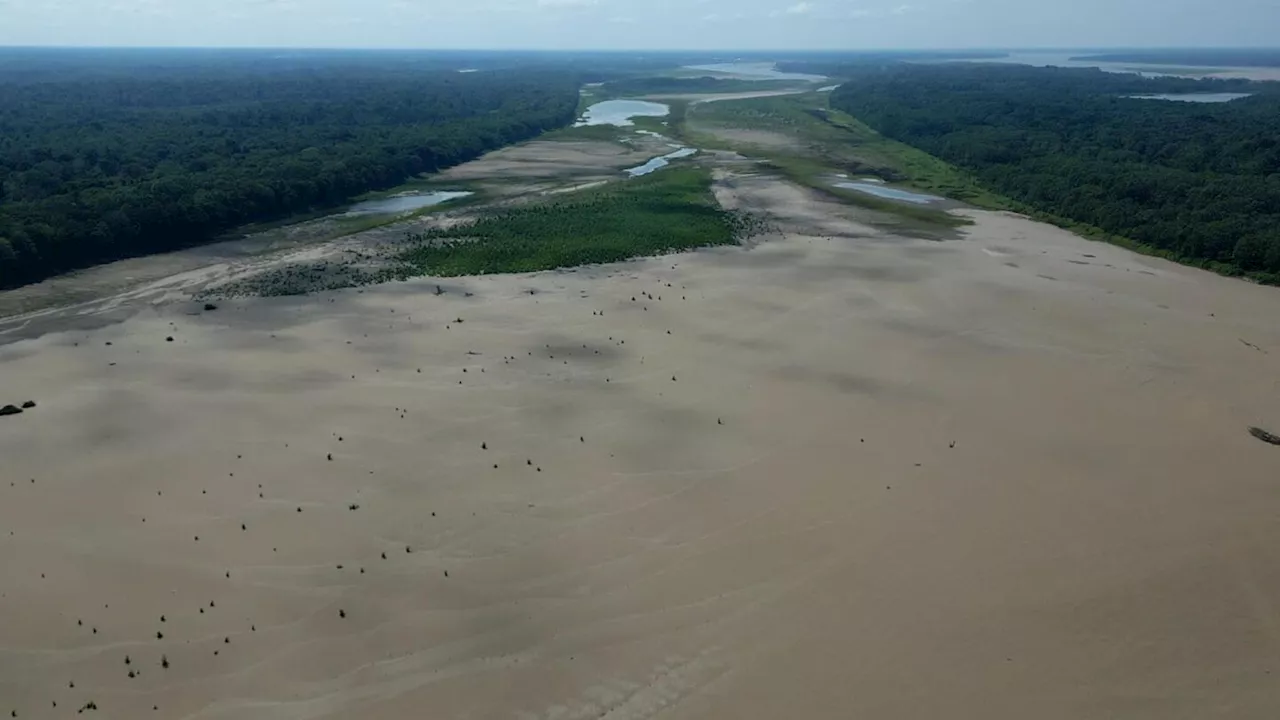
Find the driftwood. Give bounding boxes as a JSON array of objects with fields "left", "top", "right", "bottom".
[{"left": 1248, "top": 426, "right": 1280, "bottom": 446}]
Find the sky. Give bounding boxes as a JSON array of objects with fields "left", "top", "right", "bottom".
[{"left": 0, "top": 0, "right": 1277, "bottom": 50}]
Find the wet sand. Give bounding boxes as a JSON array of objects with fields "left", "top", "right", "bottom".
[{"left": 2, "top": 179, "right": 1280, "bottom": 718}]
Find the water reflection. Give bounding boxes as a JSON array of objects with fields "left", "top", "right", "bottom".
[
  {"left": 832, "top": 182, "right": 941, "bottom": 205},
  {"left": 625, "top": 148, "right": 698, "bottom": 177},
  {"left": 577, "top": 100, "right": 670, "bottom": 127},
  {"left": 1128, "top": 92, "right": 1252, "bottom": 103},
  {"left": 346, "top": 191, "right": 473, "bottom": 215}
]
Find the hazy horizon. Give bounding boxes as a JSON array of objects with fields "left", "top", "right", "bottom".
[
  {"left": 1, "top": 0, "right": 1277, "bottom": 51},
  {"left": 1, "top": 45, "right": 1277, "bottom": 52}
]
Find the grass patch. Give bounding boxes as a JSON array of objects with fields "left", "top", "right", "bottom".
[
  {"left": 540, "top": 122, "right": 632, "bottom": 144},
  {"left": 576, "top": 85, "right": 606, "bottom": 114},
  {"left": 664, "top": 100, "right": 691, "bottom": 140},
  {"left": 812, "top": 109, "right": 1009, "bottom": 209},
  {"left": 686, "top": 93, "right": 1009, "bottom": 216},
  {"left": 398, "top": 166, "right": 746, "bottom": 276},
  {"left": 630, "top": 115, "right": 673, "bottom": 135},
  {"left": 762, "top": 156, "right": 969, "bottom": 229}
]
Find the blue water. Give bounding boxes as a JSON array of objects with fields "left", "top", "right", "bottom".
[
  {"left": 683, "top": 62, "right": 827, "bottom": 82},
  {"left": 1128, "top": 92, "right": 1252, "bottom": 103},
  {"left": 625, "top": 148, "right": 698, "bottom": 177},
  {"left": 833, "top": 182, "right": 941, "bottom": 205},
  {"left": 577, "top": 100, "right": 670, "bottom": 127},
  {"left": 346, "top": 191, "right": 472, "bottom": 215}
]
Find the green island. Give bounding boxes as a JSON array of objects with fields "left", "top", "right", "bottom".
[
  {"left": 214, "top": 167, "right": 769, "bottom": 297},
  {"left": 397, "top": 167, "right": 746, "bottom": 275}
]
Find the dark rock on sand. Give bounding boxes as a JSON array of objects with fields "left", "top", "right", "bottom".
[{"left": 1248, "top": 426, "right": 1280, "bottom": 446}]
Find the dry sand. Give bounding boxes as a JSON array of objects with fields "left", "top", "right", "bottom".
[
  {"left": 692, "top": 127, "right": 803, "bottom": 152},
  {"left": 436, "top": 139, "right": 668, "bottom": 182},
  {"left": 3, "top": 176, "right": 1280, "bottom": 719}
]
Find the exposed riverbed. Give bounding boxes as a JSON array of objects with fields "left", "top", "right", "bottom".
[
  {"left": 833, "top": 180, "right": 944, "bottom": 205},
  {"left": 345, "top": 191, "right": 473, "bottom": 215}
]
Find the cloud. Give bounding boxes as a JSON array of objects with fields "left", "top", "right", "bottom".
[
  {"left": 536, "top": 0, "right": 598, "bottom": 6},
  {"left": 785, "top": 1, "right": 812, "bottom": 14}
]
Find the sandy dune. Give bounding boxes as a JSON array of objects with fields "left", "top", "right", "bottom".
[
  {"left": 2, "top": 176, "right": 1280, "bottom": 719},
  {"left": 437, "top": 138, "right": 669, "bottom": 182}
]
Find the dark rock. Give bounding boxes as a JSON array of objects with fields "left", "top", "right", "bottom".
[
  {"left": 1248, "top": 426, "right": 1280, "bottom": 446},
  {"left": 21, "top": 400, "right": 35, "bottom": 409},
  {"left": 204, "top": 303, "right": 219, "bottom": 311},
  {"left": 0, "top": 405, "right": 22, "bottom": 417}
]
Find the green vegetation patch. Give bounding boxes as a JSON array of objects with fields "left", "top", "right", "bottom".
[
  {"left": 761, "top": 156, "right": 968, "bottom": 229},
  {"left": 809, "top": 109, "right": 1009, "bottom": 209},
  {"left": 830, "top": 63, "right": 1280, "bottom": 282},
  {"left": 211, "top": 167, "right": 753, "bottom": 298},
  {"left": 399, "top": 166, "right": 743, "bottom": 276},
  {"left": 682, "top": 94, "right": 982, "bottom": 230},
  {"left": 540, "top": 123, "right": 633, "bottom": 144},
  {"left": 688, "top": 93, "right": 1003, "bottom": 210}
]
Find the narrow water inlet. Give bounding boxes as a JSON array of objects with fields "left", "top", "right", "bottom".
[
  {"left": 832, "top": 181, "right": 942, "bottom": 205},
  {"left": 345, "top": 191, "right": 473, "bottom": 216},
  {"left": 625, "top": 148, "right": 699, "bottom": 177}
]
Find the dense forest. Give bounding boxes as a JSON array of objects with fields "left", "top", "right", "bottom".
[
  {"left": 0, "top": 52, "right": 581, "bottom": 288},
  {"left": 831, "top": 64, "right": 1280, "bottom": 281}
]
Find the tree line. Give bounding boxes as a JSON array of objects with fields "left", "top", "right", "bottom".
[
  {"left": 830, "top": 64, "right": 1280, "bottom": 281},
  {"left": 0, "top": 56, "right": 580, "bottom": 288}
]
